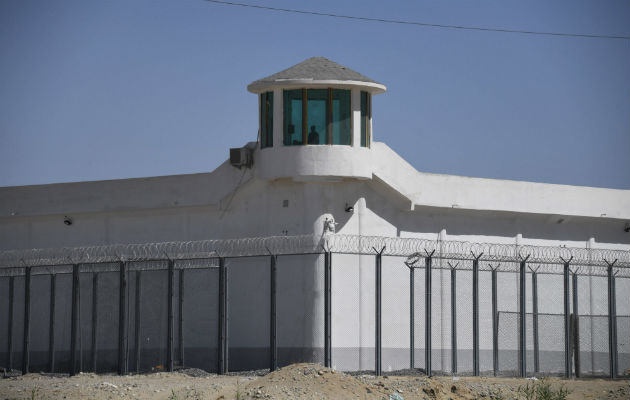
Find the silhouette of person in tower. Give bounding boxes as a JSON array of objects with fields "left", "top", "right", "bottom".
[{"left": 308, "top": 125, "right": 320, "bottom": 144}]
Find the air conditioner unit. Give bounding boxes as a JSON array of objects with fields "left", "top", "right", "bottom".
[{"left": 230, "top": 147, "right": 252, "bottom": 168}]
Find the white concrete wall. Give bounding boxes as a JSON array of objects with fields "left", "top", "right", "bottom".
[
  {"left": 1, "top": 141, "right": 628, "bottom": 373},
  {"left": 372, "top": 142, "right": 630, "bottom": 220},
  {"left": 256, "top": 145, "right": 373, "bottom": 181}
]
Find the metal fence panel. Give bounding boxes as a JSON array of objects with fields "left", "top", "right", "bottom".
[
  {"left": 525, "top": 311, "right": 534, "bottom": 376},
  {"left": 129, "top": 269, "right": 140, "bottom": 373},
  {"left": 617, "top": 316, "right": 629, "bottom": 377},
  {"left": 538, "top": 313, "right": 565, "bottom": 375},
  {"left": 578, "top": 315, "right": 610, "bottom": 377},
  {"left": 381, "top": 255, "right": 409, "bottom": 373},
  {"left": 435, "top": 261, "right": 453, "bottom": 375},
  {"left": 228, "top": 256, "right": 270, "bottom": 371},
  {"left": 497, "top": 270, "right": 519, "bottom": 376},
  {"left": 456, "top": 266, "right": 473, "bottom": 374},
  {"left": 276, "top": 254, "right": 324, "bottom": 368},
  {"left": 443, "top": 265, "right": 455, "bottom": 375},
  {"left": 0, "top": 238, "right": 628, "bottom": 378},
  {"left": 179, "top": 260, "right": 219, "bottom": 372},
  {"left": 94, "top": 270, "right": 122, "bottom": 372},
  {"left": 0, "top": 277, "right": 9, "bottom": 370},
  {"left": 430, "top": 265, "right": 448, "bottom": 374},
  {"left": 479, "top": 269, "right": 494, "bottom": 374},
  {"left": 52, "top": 273, "right": 72, "bottom": 372},
  {"left": 576, "top": 274, "right": 610, "bottom": 377},
  {"left": 29, "top": 273, "right": 50, "bottom": 372},
  {"left": 10, "top": 276, "right": 26, "bottom": 373},
  {"left": 127, "top": 261, "right": 166, "bottom": 372},
  {"left": 413, "top": 264, "right": 425, "bottom": 371},
  {"left": 617, "top": 277, "right": 630, "bottom": 377},
  {"left": 331, "top": 254, "right": 375, "bottom": 372},
  {"left": 524, "top": 272, "right": 534, "bottom": 376},
  {"left": 536, "top": 272, "right": 565, "bottom": 375},
  {"left": 77, "top": 269, "right": 96, "bottom": 373}
]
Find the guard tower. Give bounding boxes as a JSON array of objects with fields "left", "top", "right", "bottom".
[{"left": 247, "top": 57, "right": 386, "bottom": 181}]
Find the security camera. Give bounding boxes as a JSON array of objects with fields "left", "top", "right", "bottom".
[
  {"left": 63, "top": 216, "right": 73, "bottom": 226},
  {"left": 345, "top": 203, "right": 354, "bottom": 213},
  {"left": 625, "top": 222, "right": 630, "bottom": 233}
]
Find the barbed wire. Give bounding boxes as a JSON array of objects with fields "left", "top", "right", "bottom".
[
  {"left": 0, "top": 233, "right": 628, "bottom": 277},
  {"left": 0, "top": 234, "right": 322, "bottom": 268},
  {"left": 326, "top": 234, "right": 629, "bottom": 267}
]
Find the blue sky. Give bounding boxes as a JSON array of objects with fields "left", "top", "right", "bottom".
[{"left": 0, "top": 0, "right": 628, "bottom": 189}]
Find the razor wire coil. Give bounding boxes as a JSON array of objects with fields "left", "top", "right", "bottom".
[{"left": 0, "top": 233, "right": 628, "bottom": 277}]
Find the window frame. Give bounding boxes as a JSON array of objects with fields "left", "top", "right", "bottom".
[
  {"left": 360, "top": 91, "right": 371, "bottom": 148},
  {"left": 260, "top": 91, "right": 273, "bottom": 149},
  {"left": 283, "top": 88, "right": 352, "bottom": 146},
  {"left": 283, "top": 89, "right": 304, "bottom": 146},
  {"left": 331, "top": 88, "right": 352, "bottom": 146}
]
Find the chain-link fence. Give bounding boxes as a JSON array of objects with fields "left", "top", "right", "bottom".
[{"left": 0, "top": 234, "right": 628, "bottom": 378}]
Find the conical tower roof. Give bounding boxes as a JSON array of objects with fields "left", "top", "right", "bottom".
[{"left": 247, "top": 57, "right": 386, "bottom": 94}]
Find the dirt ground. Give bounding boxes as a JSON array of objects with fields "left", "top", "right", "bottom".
[{"left": 1, "top": 363, "right": 628, "bottom": 400}]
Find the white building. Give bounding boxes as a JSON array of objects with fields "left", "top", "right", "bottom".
[{"left": 0, "top": 57, "right": 629, "bottom": 376}]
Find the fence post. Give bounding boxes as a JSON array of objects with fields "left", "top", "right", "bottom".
[
  {"left": 572, "top": 272, "right": 580, "bottom": 378},
  {"left": 375, "top": 248, "right": 383, "bottom": 376},
  {"left": 324, "top": 252, "right": 332, "bottom": 368},
  {"left": 611, "top": 268, "right": 618, "bottom": 378},
  {"left": 7, "top": 276, "right": 14, "bottom": 372},
  {"left": 270, "top": 255, "right": 277, "bottom": 371},
  {"left": 91, "top": 273, "right": 99, "bottom": 373},
  {"left": 451, "top": 266, "right": 457, "bottom": 374},
  {"left": 218, "top": 257, "right": 228, "bottom": 374},
  {"left": 606, "top": 260, "right": 618, "bottom": 379},
  {"left": 134, "top": 271, "right": 142, "bottom": 373},
  {"left": 472, "top": 255, "right": 481, "bottom": 376},
  {"left": 179, "top": 268, "right": 185, "bottom": 368},
  {"left": 519, "top": 257, "right": 529, "bottom": 378},
  {"left": 118, "top": 261, "right": 128, "bottom": 375},
  {"left": 70, "top": 264, "right": 80, "bottom": 376},
  {"left": 48, "top": 274, "right": 56, "bottom": 373},
  {"left": 531, "top": 268, "right": 539, "bottom": 374},
  {"left": 491, "top": 266, "right": 498, "bottom": 377},
  {"left": 562, "top": 259, "right": 572, "bottom": 379},
  {"left": 22, "top": 266, "right": 31, "bottom": 375},
  {"left": 409, "top": 264, "right": 414, "bottom": 370},
  {"left": 425, "top": 251, "right": 434, "bottom": 377},
  {"left": 167, "top": 259, "right": 174, "bottom": 372}
]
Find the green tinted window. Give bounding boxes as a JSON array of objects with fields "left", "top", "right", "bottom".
[
  {"left": 360, "top": 91, "right": 371, "bottom": 147},
  {"left": 283, "top": 90, "right": 303, "bottom": 145},
  {"left": 331, "top": 89, "right": 351, "bottom": 145},
  {"left": 283, "top": 88, "right": 354, "bottom": 146},
  {"left": 260, "top": 92, "right": 273, "bottom": 148},
  {"left": 306, "top": 89, "right": 327, "bottom": 145}
]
